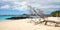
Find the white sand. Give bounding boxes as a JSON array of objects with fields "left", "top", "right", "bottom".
[{"left": 0, "top": 19, "right": 60, "bottom": 30}]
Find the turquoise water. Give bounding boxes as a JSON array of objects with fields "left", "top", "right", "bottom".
[
  {"left": 0, "top": 15, "right": 39, "bottom": 21},
  {"left": 0, "top": 16, "right": 14, "bottom": 21}
]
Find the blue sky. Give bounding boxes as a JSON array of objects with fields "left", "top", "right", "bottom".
[
  {"left": 0, "top": 0, "right": 60, "bottom": 15},
  {"left": 0, "top": 9, "right": 30, "bottom": 15}
]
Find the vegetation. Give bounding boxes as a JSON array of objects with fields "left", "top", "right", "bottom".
[{"left": 50, "top": 10, "right": 60, "bottom": 17}]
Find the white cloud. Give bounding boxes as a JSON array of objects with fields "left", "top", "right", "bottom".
[
  {"left": 12, "top": 1, "right": 28, "bottom": 11},
  {"left": 30, "top": 3, "right": 60, "bottom": 9},
  {"left": 0, "top": 0, "right": 60, "bottom": 11},
  {"left": 0, "top": 1, "right": 28, "bottom": 11},
  {"left": 0, "top": 5, "right": 10, "bottom": 9}
]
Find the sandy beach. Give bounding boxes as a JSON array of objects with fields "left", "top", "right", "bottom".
[{"left": 0, "top": 19, "right": 60, "bottom": 30}]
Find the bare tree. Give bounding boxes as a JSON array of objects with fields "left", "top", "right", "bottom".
[
  {"left": 27, "top": 5, "right": 45, "bottom": 18},
  {"left": 27, "top": 5, "right": 47, "bottom": 25}
]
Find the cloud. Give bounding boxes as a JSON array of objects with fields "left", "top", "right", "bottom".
[
  {"left": 0, "top": 1, "right": 28, "bottom": 11},
  {"left": 0, "top": 5, "right": 10, "bottom": 9},
  {"left": 0, "top": 0, "right": 60, "bottom": 11},
  {"left": 11, "top": 1, "right": 28, "bottom": 11}
]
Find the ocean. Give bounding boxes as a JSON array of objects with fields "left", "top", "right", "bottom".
[{"left": 0, "top": 15, "right": 14, "bottom": 21}]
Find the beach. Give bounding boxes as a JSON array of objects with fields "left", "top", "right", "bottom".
[{"left": 0, "top": 19, "right": 60, "bottom": 30}]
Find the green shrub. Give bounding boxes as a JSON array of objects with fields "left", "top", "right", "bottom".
[{"left": 50, "top": 10, "right": 60, "bottom": 17}]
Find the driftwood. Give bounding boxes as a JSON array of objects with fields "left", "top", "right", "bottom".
[
  {"left": 29, "top": 18, "right": 60, "bottom": 27},
  {"left": 44, "top": 20, "right": 60, "bottom": 27},
  {"left": 28, "top": 5, "right": 60, "bottom": 27}
]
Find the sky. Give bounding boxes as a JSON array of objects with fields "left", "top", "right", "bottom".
[{"left": 0, "top": 0, "right": 60, "bottom": 15}]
